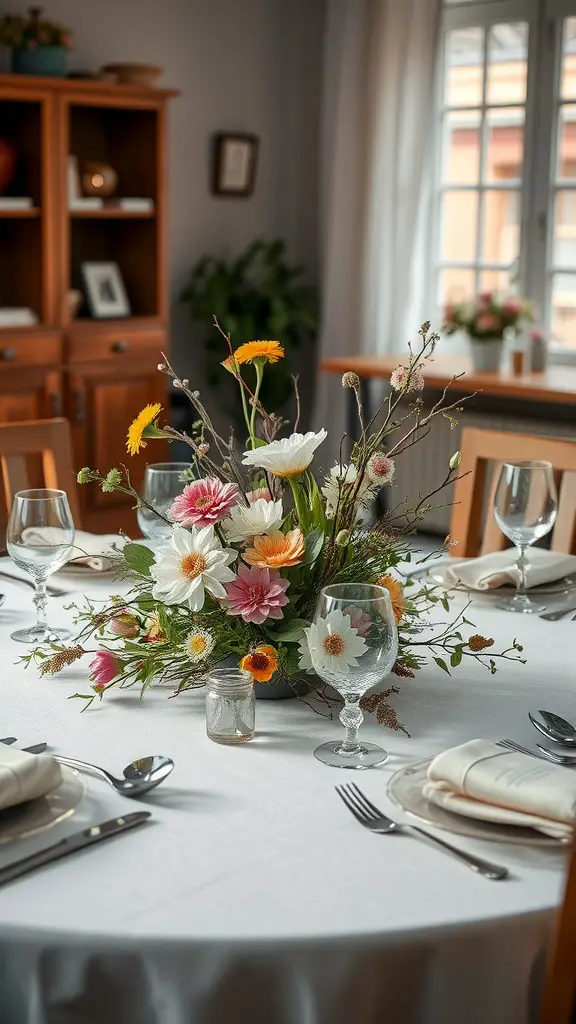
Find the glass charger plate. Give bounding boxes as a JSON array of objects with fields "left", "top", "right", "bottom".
[
  {"left": 0, "top": 766, "right": 86, "bottom": 844},
  {"left": 426, "top": 568, "right": 576, "bottom": 597},
  {"left": 387, "top": 759, "right": 566, "bottom": 847}
]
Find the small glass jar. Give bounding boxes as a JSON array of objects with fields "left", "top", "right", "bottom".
[{"left": 206, "top": 670, "right": 255, "bottom": 744}]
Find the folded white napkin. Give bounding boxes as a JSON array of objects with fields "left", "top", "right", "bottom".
[
  {"left": 0, "top": 745, "right": 62, "bottom": 812},
  {"left": 423, "top": 739, "right": 576, "bottom": 840},
  {"left": 22, "top": 529, "right": 126, "bottom": 572},
  {"left": 442, "top": 547, "right": 576, "bottom": 591}
]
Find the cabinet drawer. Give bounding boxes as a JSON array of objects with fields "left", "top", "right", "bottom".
[
  {"left": 0, "top": 332, "right": 62, "bottom": 368},
  {"left": 67, "top": 327, "right": 166, "bottom": 364}
]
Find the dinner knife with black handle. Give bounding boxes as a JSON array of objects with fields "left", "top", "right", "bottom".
[{"left": 0, "top": 811, "right": 151, "bottom": 886}]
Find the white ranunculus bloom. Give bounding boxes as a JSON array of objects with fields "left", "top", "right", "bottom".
[
  {"left": 303, "top": 609, "right": 368, "bottom": 675},
  {"left": 150, "top": 524, "right": 236, "bottom": 612},
  {"left": 223, "top": 498, "right": 284, "bottom": 543},
  {"left": 241, "top": 430, "right": 327, "bottom": 478},
  {"left": 321, "top": 463, "right": 373, "bottom": 518}
]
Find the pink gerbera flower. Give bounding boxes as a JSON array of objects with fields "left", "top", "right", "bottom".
[
  {"left": 169, "top": 477, "right": 240, "bottom": 528},
  {"left": 225, "top": 564, "right": 289, "bottom": 624},
  {"left": 390, "top": 365, "right": 425, "bottom": 393},
  {"left": 89, "top": 650, "right": 120, "bottom": 691}
]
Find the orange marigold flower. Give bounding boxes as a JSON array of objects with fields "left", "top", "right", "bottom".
[
  {"left": 468, "top": 634, "right": 494, "bottom": 652},
  {"left": 233, "top": 340, "right": 284, "bottom": 365},
  {"left": 244, "top": 528, "right": 305, "bottom": 568},
  {"left": 376, "top": 574, "right": 406, "bottom": 623},
  {"left": 240, "top": 644, "right": 278, "bottom": 682}
]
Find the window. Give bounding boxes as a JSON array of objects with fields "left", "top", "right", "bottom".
[{"left": 433, "top": 0, "right": 576, "bottom": 355}]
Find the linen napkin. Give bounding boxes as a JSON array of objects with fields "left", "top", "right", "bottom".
[
  {"left": 22, "top": 529, "right": 126, "bottom": 572},
  {"left": 423, "top": 739, "right": 576, "bottom": 839},
  {"left": 442, "top": 547, "right": 576, "bottom": 591},
  {"left": 0, "top": 745, "right": 62, "bottom": 812}
]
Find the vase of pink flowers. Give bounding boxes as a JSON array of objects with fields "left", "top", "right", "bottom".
[{"left": 443, "top": 292, "right": 532, "bottom": 373}]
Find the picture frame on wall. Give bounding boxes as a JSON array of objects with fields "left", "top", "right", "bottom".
[
  {"left": 81, "top": 261, "right": 131, "bottom": 319},
  {"left": 212, "top": 133, "right": 259, "bottom": 197}
]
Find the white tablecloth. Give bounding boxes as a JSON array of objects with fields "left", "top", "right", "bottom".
[{"left": 0, "top": 563, "right": 571, "bottom": 1024}]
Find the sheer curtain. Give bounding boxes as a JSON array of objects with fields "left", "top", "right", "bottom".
[{"left": 315, "top": 0, "right": 442, "bottom": 455}]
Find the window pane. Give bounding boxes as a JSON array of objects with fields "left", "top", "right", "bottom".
[
  {"left": 479, "top": 268, "right": 515, "bottom": 295},
  {"left": 553, "top": 191, "right": 576, "bottom": 267},
  {"left": 486, "top": 23, "right": 528, "bottom": 106},
  {"left": 561, "top": 17, "right": 576, "bottom": 101},
  {"left": 438, "top": 269, "right": 475, "bottom": 306},
  {"left": 556, "top": 105, "right": 576, "bottom": 181},
  {"left": 485, "top": 107, "right": 524, "bottom": 183},
  {"left": 444, "top": 27, "right": 483, "bottom": 107},
  {"left": 481, "top": 189, "right": 520, "bottom": 265},
  {"left": 442, "top": 111, "right": 480, "bottom": 184},
  {"left": 552, "top": 274, "right": 576, "bottom": 346},
  {"left": 441, "top": 191, "right": 478, "bottom": 261}
]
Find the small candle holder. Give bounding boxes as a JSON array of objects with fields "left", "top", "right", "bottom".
[{"left": 206, "top": 669, "right": 255, "bottom": 745}]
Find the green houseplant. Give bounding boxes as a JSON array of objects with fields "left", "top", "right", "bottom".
[
  {"left": 0, "top": 7, "right": 74, "bottom": 77},
  {"left": 181, "top": 238, "right": 318, "bottom": 428}
]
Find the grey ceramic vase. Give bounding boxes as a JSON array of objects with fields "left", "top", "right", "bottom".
[{"left": 470, "top": 338, "right": 504, "bottom": 372}]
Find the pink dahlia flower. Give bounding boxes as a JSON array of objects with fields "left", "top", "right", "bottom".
[
  {"left": 169, "top": 477, "right": 240, "bottom": 528},
  {"left": 347, "top": 606, "right": 372, "bottom": 636},
  {"left": 502, "top": 299, "right": 520, "bottom": 317},
  {"left": 89, "top": 650, "right": 120, "bottom": 690},
  {"left": 247, "top": 486, "right": 272, "bottom": 503},
  {"left": 475, "top": 312, "right": 501, "bottom": 334},
  {"left": 390, "top": 365, "right": 425, "bottom": 393},
  {"left": 225, "top": 564, "right": 289, "bottom": 624}
]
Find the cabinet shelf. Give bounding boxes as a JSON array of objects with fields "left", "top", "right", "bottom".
[
  {"left": 69, "top": 208, "right": 155, "bottom": 219},
  {"left": 0, "top": 207, "right": 40, "bottom": 218}
]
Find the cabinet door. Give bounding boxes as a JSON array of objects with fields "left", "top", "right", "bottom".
[
  {"left": 68, "top": 361, "right": 167, "bottom": 534},
  {"left": 0, "top": 367, "right": 62, "bottom": 423}
]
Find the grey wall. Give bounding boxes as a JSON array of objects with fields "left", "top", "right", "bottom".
[{"left": 2, "top": 0, "right": 325, "bottom": 391}]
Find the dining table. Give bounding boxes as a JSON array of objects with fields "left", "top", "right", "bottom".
[{"left": 0, "top": 554, "right": 571, "bottom": 1024}]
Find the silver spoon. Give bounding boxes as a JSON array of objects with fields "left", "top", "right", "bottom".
[
  {"left": 529, "top": 709, "right": 576, "bottom": 747},
  {"left": 54, "top": 754, "right": 174, "bottom": 797}
]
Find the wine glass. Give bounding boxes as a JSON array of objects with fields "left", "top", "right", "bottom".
[
  {"left": 6, "top": 488, "right": 75, "bottom": 643},
  {"left": 136, "top": 462, "right": 193, "bottom": 541},
  {"left": 493, "top": 460, "right": 558, "bottom": 614},
  {"left": 309, "top": 583, "right": 399, "bottom": 769}
]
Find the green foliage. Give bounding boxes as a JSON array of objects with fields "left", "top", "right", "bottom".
[{"left": 123, "top": 543, "right": 155, "bottom": 578}]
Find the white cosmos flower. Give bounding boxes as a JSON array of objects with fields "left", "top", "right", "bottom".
[
  {"left": 223, "top": 498, "right": 284, "bottom": 543},
  {"left": 242, "top": 430, "right": 327, "bottom": 478},
  {"left": 321, "top": 463, "right": 373, "bottom": 518},
  {"left": 303, "top": 609, "right": 368, "bottom": 675},
  {"left": 150, "top": 524, "right": 236, "bottom": 612}
]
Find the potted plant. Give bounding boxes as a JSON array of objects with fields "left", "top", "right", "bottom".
[
  {"left": 443, "top": 292, "right": 532, "bottom": 372},
  {"left": 0, "top": 7, "right": 74, "bottom": 77},
  {"left": 181, "top": 238, "right": 318, "bottom": 430}
]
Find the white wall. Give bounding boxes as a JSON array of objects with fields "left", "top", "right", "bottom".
[{"left": 2, "top": 0, "right": 325, "bottom": 380}]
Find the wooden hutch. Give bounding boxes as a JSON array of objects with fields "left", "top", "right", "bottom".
[{"left": 0, "top": 73, "right": 178, "bottom": 532}]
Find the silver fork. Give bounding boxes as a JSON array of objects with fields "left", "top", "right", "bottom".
[
  {"left": 335, "top": 783, "right": 508, "bottom": 880},
  {"left": 497, "top": 737, "right": 576, "bottom": 766}
]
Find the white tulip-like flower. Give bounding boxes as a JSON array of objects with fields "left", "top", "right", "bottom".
[
  {"left": 302, "top": 609, "right": 368, "bottom": 675},
  {"left": 321, "top": 463, "right": 373, "bottom": 518},
  {"left": 150, "top": 524, "right": 236, "bottom": 612},
  {"left": 223, "top": 498, "right": 284, "bottom": 544},
  {"left": 242, "top": 430, "right": 327, "bottom": 478}
]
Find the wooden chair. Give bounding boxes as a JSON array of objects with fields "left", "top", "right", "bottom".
[
  {"left": 450, "top": 427, "right": 576, "bottom": 556},
  {"left": 0, "top": 418, "right": 81, "bottom": 526},
  {"left": 539, "top": 840, "right": 576, "bottom": 1023}
]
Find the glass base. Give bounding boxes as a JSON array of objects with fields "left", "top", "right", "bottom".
[
  {"left": 313, "top": 740, "right": 389, "bottom": 769},
  {"left": 495, "top": 594, "right": 546, "bottom": 615},
  {"left": 11, "top": 624, "right": 72, "bottom": 644}
]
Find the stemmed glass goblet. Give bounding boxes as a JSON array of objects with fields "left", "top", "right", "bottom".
[
  {"left": 136, "top": 462, "right": 193, "bottom": 541},
  {"left": 308, "top": 583, "right": 399, "bottom": 769},
  {"left": 6, "top": 488, "right": 75, "bottom": 643},
  {"left": 493, "top": 460, "right": 558, "bottom": 614}
]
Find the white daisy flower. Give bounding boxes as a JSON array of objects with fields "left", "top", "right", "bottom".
[
  {"left": 241, "top": 430, "right": 327, "bottom": 478},
  {"left": 223, "top": 498, "right": 284, "bottom": 544},
  {"left": 321, "top": 463, "right": 373, "bottom": 518},
  {"left": 303, "top": 609, "right": 368, "bottom": 676},
  {"left": 297, "top": 635, "right": 315, "bottom": 674},
  {"left": 182, "top": 628, "right": 215, "bottom": 662},
  {"left": 150, "top": 524, "right": 236, "bottom": 612}
]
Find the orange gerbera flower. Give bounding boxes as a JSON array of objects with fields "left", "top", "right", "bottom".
[
  {"left": 244, "top": 529, "right": 305, "bottom": 568},
  {"left": 376, "top": 574, "right": 406, "bottom": 624},
  {"left": 233, "top": 340, "right": 284, "bottom": 365},
  {"left": 240, "top": 644, "right": 278, "bottom": 682}
]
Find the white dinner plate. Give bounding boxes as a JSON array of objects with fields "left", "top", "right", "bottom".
[
  {"left": 426, "top": 568, "right": 576, "bottom": 597},
  {"left": 387, "top": 759, "right": 568, "bottom": 847},
  {"left": 0, "top": 766, "right": 86, "bottom": 844}
]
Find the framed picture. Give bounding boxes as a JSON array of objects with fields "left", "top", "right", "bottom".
[
  {"left": 212, "top": 133, "right": 259, "bottom": 197},
  {"left": 81, "top": 261, "right": 131, "bottom": 319}
]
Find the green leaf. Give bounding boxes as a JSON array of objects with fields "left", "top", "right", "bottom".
[
  {"left": 267, "top": 618, "right": 310, "bottom": 642},
  {"left": 450, "top": 648, "right": 463, "bottom": 668},
  {"left": 302, "top": 527, "right": 324, "bottom": 566},
  {"left": 136, "top": 592, "right": 156, "bottom": 611},
  {"left": 440, "top": 594, "right": 450, "bottom": 612},
  {"left": 123, "top": 543, "right": 155, "bottom": 577},
  {"left": 433, "top": 656, "right": 451, "bottom": 676}
]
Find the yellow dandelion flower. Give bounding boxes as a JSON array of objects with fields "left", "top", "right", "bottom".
[
  {"left": 126, "top": 403, "right": 162, "bottom": 456},
  {"left": 233, "top": 340, "right": 284, "bottom": 365}
]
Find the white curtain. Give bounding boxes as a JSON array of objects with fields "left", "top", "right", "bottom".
[{"left": 315, "top": 0, "right": 442, "bottom": 456}]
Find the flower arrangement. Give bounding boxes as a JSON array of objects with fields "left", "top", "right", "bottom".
[
  {"left": 26, "top": 322, "right": 525, "bottom": 733},
  {"left": 443, "top": 292, "right": 532, "bottom": 341},
  {"left": 0, "top": 7, "right": 74, "bottom": 49}
]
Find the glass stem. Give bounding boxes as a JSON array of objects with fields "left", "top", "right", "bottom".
[
  {"left": 339, "top": 698, "right": 363, "bottom": 754},
  {"left": 33, "top": 579, "right": 48, "bottom": 632},
  {"left": 516, "top": 544, "right": 528, "bottom": 598}
]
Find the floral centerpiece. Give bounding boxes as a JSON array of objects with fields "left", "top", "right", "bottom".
[
  {"left": 0, "top": 7, "right": 74, "bottom": 77},
  {"left": 26, "top": 322, "right": 524, "bottom": 734},
  {"left": 443, "top": 292, "right": 532, "bottom": 373}
]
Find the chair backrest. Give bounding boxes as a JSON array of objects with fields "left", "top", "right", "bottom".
[
  {"left": 0, "top": 418, "right": 81, "bottom": 528},
  {"left": 539, "top": 840, "right": 576, "bottom": 1024},
  {"left": 450, "top": 427, "right": 576, "bottom": 556}
]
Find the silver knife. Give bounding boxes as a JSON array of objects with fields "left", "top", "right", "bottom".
[{"left": 0, "top": 811, "right": 151, "bottom": 886}]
